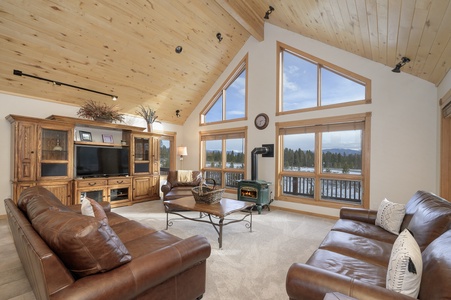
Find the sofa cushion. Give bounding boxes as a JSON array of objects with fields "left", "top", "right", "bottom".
[
  {"left": 386, "top": 229, "right": 422, "bottom": 298},
  {"left": 332, "top": 219, "right": 398, "bottom": 244},
  {"left": 419, "top": 230, "right": 451, "bottom": 299},
  {"left": 375, "top": 198, "right": 405, "bottom": 235},
  {"left": 81, "top": 197, "right": 108, "bottom": 224},
  {"left": 306, "top": 249, "right": 388, "bottom": 286},
  {"left": 406, "top": 194, "right": 451, "bottom": 251},
  {"left": 32, "top": 209, "right": 131, "bottom": 278}
]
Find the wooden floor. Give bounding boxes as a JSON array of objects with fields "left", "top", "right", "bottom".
[{"left": 0, "top": 217, "right": 35, "bottom": 300}]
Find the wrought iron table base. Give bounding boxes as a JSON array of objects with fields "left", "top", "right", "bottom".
[{"left": 166, "top": 209, "right": 253, "bottom": 249}]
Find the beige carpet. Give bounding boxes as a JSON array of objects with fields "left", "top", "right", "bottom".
[{"left": 114, "top": 201, "right": 336, "bottom": 300}]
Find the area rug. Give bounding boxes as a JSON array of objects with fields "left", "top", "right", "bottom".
[{"left": 113, "top": 201, "right": 335, "bottom": 300}]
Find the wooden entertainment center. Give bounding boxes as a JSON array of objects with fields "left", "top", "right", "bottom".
[{"left": 7, "top": 114, "right": 161, "bottom": 207}]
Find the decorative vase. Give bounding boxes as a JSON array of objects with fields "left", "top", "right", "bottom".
[{"left": 147, "top": 123, "right": 153, "bottom": 132}]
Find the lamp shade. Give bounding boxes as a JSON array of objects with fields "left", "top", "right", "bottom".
[{"left": 177, "top": 146, "right": 188, "bottom": 156}]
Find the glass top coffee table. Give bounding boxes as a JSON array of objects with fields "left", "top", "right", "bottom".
[{"left": 164, "top": 197, "right": 255, "bottom": 249}]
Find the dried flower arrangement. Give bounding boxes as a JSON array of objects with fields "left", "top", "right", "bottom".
[
  {"left": 77, "top": 100, "right": 124, "bottom": 123},
  {"left": 136, "top": 105, "right": 159, "bottom": 124}
]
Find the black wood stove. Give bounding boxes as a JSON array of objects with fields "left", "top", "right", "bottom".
[{"left": 237, "top": 147, "right": 272, "bottom": 214}]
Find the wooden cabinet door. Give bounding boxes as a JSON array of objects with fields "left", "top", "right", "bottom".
[
  {"left": 133, "top": 176, "right": 160, "bottom": 201},
  {"left": 16, "top": 121, "right": 37, "bottom": 181},
  {"left": 38, "top": 181, "right": 72, "bottom": 205}
]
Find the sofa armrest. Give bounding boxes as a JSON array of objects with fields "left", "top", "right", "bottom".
[
  {"left": 50, "top": 235, "right": 211, "bottom": 300},
  {"left": 286, "top": 263, "right": 416, "bottom": 300},
  {"left": 339, "top": 207, "right": 377, "bottom": 224},
  {"left": 161, "top": 181, "right": 173, "bottom": 194}
]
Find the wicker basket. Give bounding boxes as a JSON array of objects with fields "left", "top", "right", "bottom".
[{"left": 191, "top": 186, "right": 224, "bottom": 204}]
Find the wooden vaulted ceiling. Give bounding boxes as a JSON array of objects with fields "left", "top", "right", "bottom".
[{"left": 1, "top": 0, "right": 450, "bottom": 125}]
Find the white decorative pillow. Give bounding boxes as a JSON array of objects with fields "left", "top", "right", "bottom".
[
  {"left": 177, "top": 170, "right": 193, "bottom": 182},
  {"left": 386, "top": 229, "right": 423, "bottom": 297},
  {"left": 376, "top": 198, "right": 406, "bottom": 235},
  {"left": 81, "top": 197, "right": 108, "bottom": 224}
]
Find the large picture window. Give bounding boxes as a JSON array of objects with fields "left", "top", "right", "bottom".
[
  {"left": 201, "top": 55, "right": 247, "bottom": 125},
  {"left": 278, "top": 42, "right": 371, "bottom": 114},
  {"left": 200, "top": 127, "right": 247, "bottom": 191},
  {"left": 276, "top": 113, "right": 371, "bottom": 208}
]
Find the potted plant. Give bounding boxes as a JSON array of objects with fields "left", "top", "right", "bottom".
[
  {"left": 136, "top": 105, "right": 159, "bottom": 132},
  {"left": 77, "top": 100, "right": 124, "bottom": 123}
]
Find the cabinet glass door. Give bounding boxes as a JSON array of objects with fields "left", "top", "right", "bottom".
[
  {"left": 80, "top": 190, "right": 104, "bottom": 203},
  {"left": 40, "top": 128, "right": 69, "bottom": 177},
  {"left": 134, "top": 137, "right": 150, "bottom": 173}
]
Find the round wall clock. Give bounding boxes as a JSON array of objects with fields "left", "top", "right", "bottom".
[{"left": 254, "top": 113, "right": 269, "bottom": 130}]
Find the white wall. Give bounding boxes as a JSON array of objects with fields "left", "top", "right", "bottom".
[{"left": 181, "top": 23, "right": 440, "bottom": 217}]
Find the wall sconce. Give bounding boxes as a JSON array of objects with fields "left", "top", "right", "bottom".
[
  {"left": 264, "top": 6, "right": 275, "bottom": 19},
  {"left": 176, "top": 110, "right": 181, "bottom": 118},
  {"left": 216, "top": 33, "right": 223, "bottom": 43},
  {"left": 177, "top": 146, "right": 188, "bottom": 169},
  {"left": 392, "top": 57, "right": 411, "bottom": 73},
  {"left": 13, "top": 69, "right": 118, "bottom": 100}
]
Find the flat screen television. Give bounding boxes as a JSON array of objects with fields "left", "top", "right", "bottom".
[{"left": 75, "top": 145, "right": 129, "bottom": 177}]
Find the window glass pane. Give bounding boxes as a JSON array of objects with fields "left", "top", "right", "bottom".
[
  {"left": 321, "top": 69, "right": 365, "bottom": 106},
  {"left": 321, "top": 130, "right": 362, "bottom": 174},
  {"left": 205, "top": 95, "right": 223, "bottom": 123},
  {"left": 282, "top": 51, "right": 317, "bottom": 111},
  {"left": 205, "top": 140, "right": 222, "bottom": 168},
  {"left": 226, "top": 138, "right": 244, "bottom": 169},
  {"left": 281, "top": 175, "right": 314, "bottom": 198},
  {"left": 320, "top": 179, "right": 362, "bottom": 204},
  {"left": 225, "top": 70, "right": 246, "bottom": 120},
  {"left": 160, "top": 139, "right": 170, "bottom": 175},
  {"left": 283, "top": 133, "right": 315, "bottom": 172},
  {"left": 224, "top": 172, "right": 244, "bottom": 188},
  {"left": 204, "top": 170, "right": 222, "bottom": 186}
]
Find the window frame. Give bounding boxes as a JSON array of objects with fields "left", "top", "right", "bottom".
[
  {"left": 277, "top": 42, "right": 372, "bottom": 115},
  {"left": 200, "top": 54, "right": 248, "bottom": 125},
  {"left": 199, "top": 127, "right": 247, "bottom": 193},
  {"left": 276, "top": 113, "right": 371, "bottom": 209}
]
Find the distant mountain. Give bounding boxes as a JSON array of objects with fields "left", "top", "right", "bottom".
[{"left": 323, "top": 148, "right": 361, "bottom": 155}]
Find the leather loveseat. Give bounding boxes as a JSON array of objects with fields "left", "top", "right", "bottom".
[
  {"left": 5, "top": 186, "right": 211, "bottom": 300},
  {"left": 161, "top": 170, "right": 202, "bottom": 200},
  {"left": 286, "top": 190, "right": 451, "bottom": 300}
]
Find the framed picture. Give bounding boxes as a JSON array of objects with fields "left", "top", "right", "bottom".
[
  {"left": 79, "top": 131, "right": 92, "bottom": 142},
  {"left": 102, "top": 134, "right": 114, "bottom": 143}
]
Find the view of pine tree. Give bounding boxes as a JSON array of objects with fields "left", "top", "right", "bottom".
[
  {"left": 206, "top": 150, "right": 245, "bottom": 168},
  {"left": 160, "top": 142, "right": 170, "bottom": 168},
  {"left": 284, "top": 148, "right": 361, "bottom": 173}
]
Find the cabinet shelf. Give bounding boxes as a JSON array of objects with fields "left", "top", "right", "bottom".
[{"left": 75, "top": 141, "right": 126, "bottom": 147}]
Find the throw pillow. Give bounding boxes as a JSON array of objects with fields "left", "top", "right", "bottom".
[
  {"left": 81, "top": 197, "right": 108, "bottom": 224},
  {"left": 386, "top": 229, "right": 423, "bottom": 298},
  {"left": 376, "top": 198, "right": 406, "bottom": 235},
  {"left": 32, "top": 209, "right": 131, "bottom": 278},
  {"left": 177, "top": 170, "right": 193, "bottom": 182}
]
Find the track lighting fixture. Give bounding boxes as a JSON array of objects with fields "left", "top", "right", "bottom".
[
  {"left": 392, "top": 57, "right": 411, "bottom": 73},
  {"left": 216, "top": 33, "right": 223, "bottom": 43},
  {"left": 264, "top": 6, "right": 275, "bottom": 19},
  {"left": 13, "top": 69, "right": 118, "bottom": 100},
  {"left": 176, "top": 110, "right": 181, "bottom": 118},
  {"left": 175, "top": 46, "right": 183, "bottom": 53}
]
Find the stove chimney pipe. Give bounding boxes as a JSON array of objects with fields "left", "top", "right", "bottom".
[{"left": 251, "top": 147, "right": 268, "bottom": 181}]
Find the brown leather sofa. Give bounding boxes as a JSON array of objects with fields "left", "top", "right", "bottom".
[
  {"left": 286, "top": 190, "right": 451, "bottom": 300},
  {"left": 5, "top": 186, "right": 211, "bottom": 300},
  {"left": 161, "top": 170, "right": 202, "bottom": 200}
]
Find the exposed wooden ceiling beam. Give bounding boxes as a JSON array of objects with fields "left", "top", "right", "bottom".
[{"left": 215, "top": 0, "right": 264, "bottom": 42}]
